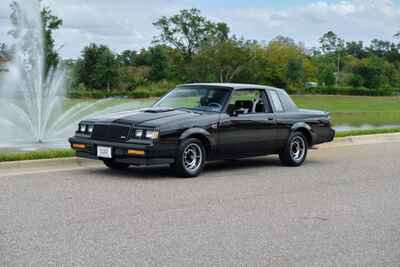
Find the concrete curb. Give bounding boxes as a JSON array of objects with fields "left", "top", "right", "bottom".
[
  {"left": 1, "top": 132, "right": 400, "bottom": 173},
  {"left": 0, "top": 157, "right": 101, "bottom": 172}
]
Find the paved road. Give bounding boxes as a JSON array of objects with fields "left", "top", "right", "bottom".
[{"left": 1, "top": 142, "right": 400, "bottom": 267}]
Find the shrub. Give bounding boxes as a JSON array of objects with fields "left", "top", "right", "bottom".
[
  {"left": 68, "top": 81, "right": 176, "bottom": 99},
  {"left": 304, "top": 86, "right": 395, "bottom": 96}
]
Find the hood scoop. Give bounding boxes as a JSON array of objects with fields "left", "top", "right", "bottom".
[{"left": 142, "top": 108, "right": 175, "bottom": 113}]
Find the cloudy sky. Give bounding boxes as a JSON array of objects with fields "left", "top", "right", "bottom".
[{"left": 1, "top": 0, "right": 400, "bottom": 59}]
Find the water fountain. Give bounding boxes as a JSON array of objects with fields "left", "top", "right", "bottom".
[
  {"left": 0, "top": 0, "right": 151, "bottom": 151},
  {"left": 0, "top": 0, "right": 69, "bottom": 146}
]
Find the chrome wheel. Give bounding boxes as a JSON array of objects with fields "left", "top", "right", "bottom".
[
  {"left": 183, "top": 143, "right": 203, "bottom": 172},
  {"left": 290, "top": 136, "right": 306, "bottom": 162}
]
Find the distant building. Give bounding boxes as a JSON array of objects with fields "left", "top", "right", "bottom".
[{"left": 305, "top": 82, "right": 318, "bottom": 89}]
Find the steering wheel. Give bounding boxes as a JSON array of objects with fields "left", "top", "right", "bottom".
[{"left": 207, "top": 102, "right": 222, "bottom": 110}]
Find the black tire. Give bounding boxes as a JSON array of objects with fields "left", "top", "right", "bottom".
[
  {"left": 103, "top": 159, "right": 130, "bottom": 170},
  {"left": 279, "top": 132, "right": 308, "bottom": 167},
  {"left": 174, "top": 138, "right": 206, "bottom": 178}
]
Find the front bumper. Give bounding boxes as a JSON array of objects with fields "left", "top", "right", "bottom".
[{"left": 69, "top": 137, "right": 174, "bottom": 166}]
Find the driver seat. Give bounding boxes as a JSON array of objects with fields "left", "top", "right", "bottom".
[{"left": 200, "top": 96, "right": 209, "bottom": 106}]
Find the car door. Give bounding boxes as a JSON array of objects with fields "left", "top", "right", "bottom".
[
  {"left": 217, "top": 89, "right": 277, "bottom": 158},
  {"left": 267, "top": 89, "right": 293, "bottom": 148}
]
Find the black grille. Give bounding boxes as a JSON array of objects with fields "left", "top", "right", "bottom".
[{"left": 92, "top": 124, "right": 130, "bottom": 142}]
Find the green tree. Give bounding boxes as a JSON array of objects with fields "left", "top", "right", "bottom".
[
  {"left": 345, "top": 41, "right": 366, "bottom": 59},
  {"left": 320, "top": 31, "right": 345, "bottom": 85},
  {"left": 190, "top": 38, "right": 255, "bottom": 83},
  {"left": 354, "top": 56, "right": 389, "bottom": 89},
  {"left": 127, "top": 46, "right": 178, "bottom": 82},
  {"left": 249, "top": 38, "right": 310, "bottom": 90},
  {"left": 320, "top": 31, "right": 344, "bottom": 54},
  {"left": 118, "top": 50, "right": 137, "bottom": 66},
  {"left": 148, "top": 45, "right": 173, "bottom": 81},
  {"left": 286, "top": 57, "right": 304, "bottom": 89},
  {"left": 76, "top": 44, "right": 120, "bottom": 92},
  {"left": 9, "top": 2, "right": 62, "bottom": 76},
  {"left": 41, "top": 6, "right": 63, "bottom": 75},
  {"left": 317, "top": 64, "right": 336, "bottom": 86},
  {"left": 273, "top": 35, "right": 296, "bottom": 46},
  {"left": 153, "top": 8, "right": 229, "bottom": 61},
  {"left": 368, "top": 39, "right": 391, "bottom": 57}
]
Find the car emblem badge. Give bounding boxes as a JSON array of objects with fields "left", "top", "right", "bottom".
[
  {"left": 121, "top": 136, "right": 126, "bottom": 139},
  {"left": 211, "top": 123, "right": 218, "bottom": 129}
]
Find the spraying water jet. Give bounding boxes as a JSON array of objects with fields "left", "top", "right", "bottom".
[{"left": 0, "top": 0, "right": 157, "bottom": 151}]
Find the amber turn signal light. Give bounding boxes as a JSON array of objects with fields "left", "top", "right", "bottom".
[
  {"left": 72, "top": 144, "right": 86, "bottom": 149},
  {"left": 127, "top": 149, "right": 145, "bottom": 156}
]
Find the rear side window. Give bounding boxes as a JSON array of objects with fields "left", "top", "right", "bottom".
[
  {"left": 269, "top": 91, "right": 284, "bottom": 112},
  {"left": 278, "top": 90, "right": 298, "bottom": 111}
]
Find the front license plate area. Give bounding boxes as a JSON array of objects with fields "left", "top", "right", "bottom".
[{"left": 97, "top": 146, "right": 112, "bottom": 158}]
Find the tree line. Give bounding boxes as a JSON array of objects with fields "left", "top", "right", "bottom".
[
  {"left": 71, "top": 9, "right": 400, "bottom": 96},
  {"left": 4, "top": 5, "right": 400, "bottom": 96}
]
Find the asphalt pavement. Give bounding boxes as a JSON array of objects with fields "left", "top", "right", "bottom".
[{"left": 1, "top": 142, "right": 400, "bottom": 266}]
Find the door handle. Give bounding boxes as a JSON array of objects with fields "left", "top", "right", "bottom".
[{"left": 267, "top": 117, "right": 274, "bottom": 121}]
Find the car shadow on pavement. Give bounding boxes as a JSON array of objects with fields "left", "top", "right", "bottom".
[
  {"left": 82, "top": 155, "right": 306, "bottom": 179},
  {"left": 205, "top": 156, "right": 282, "bottom": 173}
]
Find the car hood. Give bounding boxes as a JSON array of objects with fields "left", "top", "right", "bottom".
[{"left": 85, "top": 108, "right": 202, "bottom": 126}]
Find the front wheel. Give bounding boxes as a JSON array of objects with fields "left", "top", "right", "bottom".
[
  {"left": 174, "top": 138, "right": 206, "bottom": 178},
  {"left": 103, "top": 159, "right": 130, "bottom": 170},
  {"left": 279, "top": 132, "right": 308, "bottom": 167}
]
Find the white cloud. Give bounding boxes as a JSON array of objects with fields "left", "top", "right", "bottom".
[
  {"left": 215, "top": 0, "right": 400, "bottom": 48},
  {"left": 1, "top": 0, "right": 400, "bottom": 58}
]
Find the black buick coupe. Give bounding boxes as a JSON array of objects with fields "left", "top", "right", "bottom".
[{"left": 69, "top": 83, "right": 335, "bottom": 177}]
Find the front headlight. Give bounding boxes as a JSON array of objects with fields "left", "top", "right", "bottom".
[
  {"left": 135, "top": 129, "right": 144, "bottom": 138},
  {"left": 78, "top": 123, "right": 93, "bottom": 135},
  {"left": 145, "top": 130, "right": 160, "bottom": 140},
  {"left": 79, "top": 124, "right": 87, "bottom": 133},
  {"left": 131, "top": 128, "right": 160, "bottom": 140}
]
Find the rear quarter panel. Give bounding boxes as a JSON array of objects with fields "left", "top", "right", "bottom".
[{"left": 274, "top": 109, "right": 332, "bottom": 146}]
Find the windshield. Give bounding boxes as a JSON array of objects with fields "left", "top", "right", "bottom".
[{"left": 154, "top": 87, "right": 230, "bottom": 112}]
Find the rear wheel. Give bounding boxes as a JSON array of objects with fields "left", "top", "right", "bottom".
[
  {"left": 102, "top": 159, "right": 130, "bottom": 170},
  {"left": 279, "top": 132, "right": 308, "bottom": 167},
  {"left": 174, "top": 138, "right": 206, "bottom": 178}
]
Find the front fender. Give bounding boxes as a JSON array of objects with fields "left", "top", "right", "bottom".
[{"left": 179, "top": 127, "right": 216, "bottom": 151}]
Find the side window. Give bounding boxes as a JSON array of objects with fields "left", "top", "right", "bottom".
[
  {"left": 227, "top": 90, "right": 270, "bottom": 114},
  {"left": 269, "top": 91, "right": 284, "bottom": 112},
  {"left": 278, "top": 90, "right": 298, "bottom": 111}
]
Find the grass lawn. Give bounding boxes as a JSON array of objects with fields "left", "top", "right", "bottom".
[
  {"left": 292, "top": 95, "right": 400, "bottom": 127},
  {"left": 65, "top": 94, "right": 400, "bottom": 127},
  {"left": 0, "top": 149, "right": 75, "bottom": 162},
  {"left": 292, "top": 95, "right": 400, "bottom": 112},
  {"left": 335, "top": 127, "right": 400, "bottom": 138}
]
